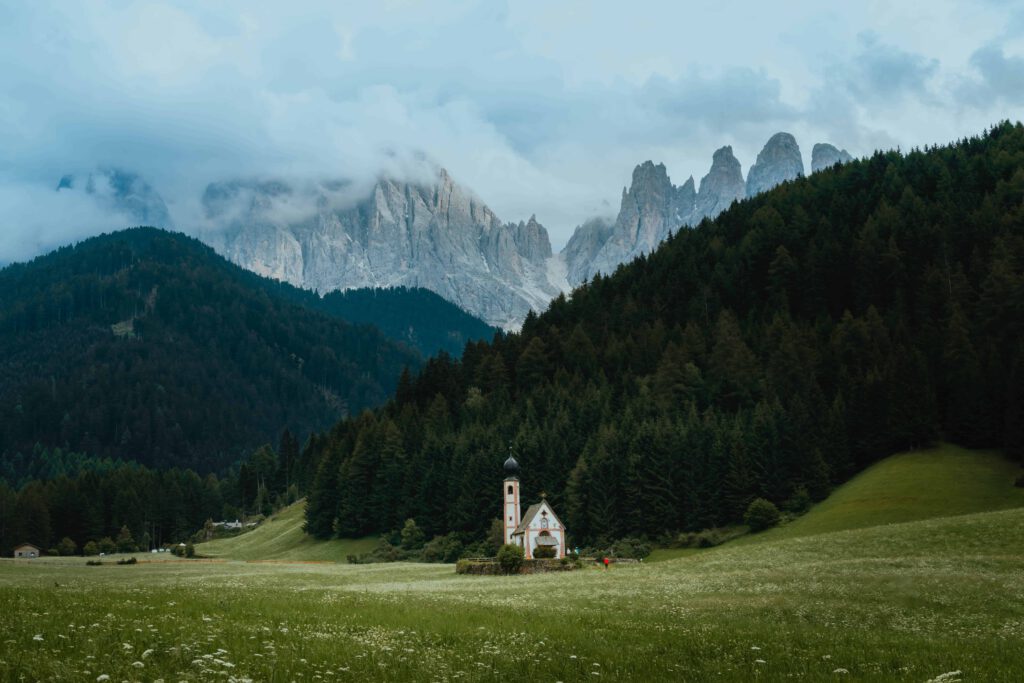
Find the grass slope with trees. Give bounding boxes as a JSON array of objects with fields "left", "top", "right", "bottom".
[{"left": 305, "top": 122, "right": 1024, "bottom": 548}]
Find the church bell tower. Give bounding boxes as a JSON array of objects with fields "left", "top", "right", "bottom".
[{"left": 503, "top": 454, "right": 521, "bottom": 545}]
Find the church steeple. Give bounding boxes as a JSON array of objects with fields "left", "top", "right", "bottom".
[{"left": 502, "top": 448, "right": 521, "bottom": 545}]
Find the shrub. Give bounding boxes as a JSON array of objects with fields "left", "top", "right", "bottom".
[
  {"left": 783, "top": 486, "right": 812, "bottom": 514},
  {"left": 496, "top": 544, "right": 524, "bottom": 575},
  {"left": 1015, "top": 473, "right": 1024, "bottom": 488},
  {"left": 57, "top": 537, "right": 77, "bottom": 556},
  {"left": 421, "top": 533, "right": 464, "bottom": 563},
  {"left": 116, "top": 525, "right": 136, "bottom": 553},
  {"left": 532, "top": 545, "right": 556, "bottom": 559},
  {"left": 97, "top": 536, "right": 116, "bottom": 555},
  {"left": 116, "top": 557, "right": 138, "bottom": 565},
  {"left": 86, "top": 560, "right": 103, "bottom": 566},
  {"left": 400, "top": 518, "right": 426, "bottom": 550},
  {"left": 611, "top": 537, "right": 652, "bottom": 559},
  {"left": 185, "top": 542, "right": 195, "bottom": 558},
  {"left": 83, "top": 540, "right": 99, "bottom": 556},
  {"left": 744, "top": 498, "right": 781, "bottom": 532}
]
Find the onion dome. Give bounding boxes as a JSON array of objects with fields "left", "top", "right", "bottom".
[{"left": 503, "top": 455, "right": 520, "bottom": 476}]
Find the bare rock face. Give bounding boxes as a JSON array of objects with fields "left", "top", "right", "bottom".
[
  {"left": 695, "top": 146, "right": 746, "bottom": 220},
  {"left": 745, "top": 132, "right": 804, "bottom": 197},
  {"left": 562, "top": 216, "right": 614, "bottom": 286},
  {"left": 203, "top": 169, "right": 561, "bottom": 330},
  {"left": 569, "top": 162, "right": 697, "bottom": 285},
  {"left": 811, "top": 143, "right": 854, "bottom": 173}
]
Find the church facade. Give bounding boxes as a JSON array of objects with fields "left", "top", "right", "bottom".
[{"left": 502, "top": 455, "right": 567, "bottom": 559}]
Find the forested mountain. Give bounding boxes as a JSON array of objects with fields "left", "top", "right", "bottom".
[
  {"left": 0, "top": 228, "right": 422, "bottom": 472},
  {"left": 306, "top": 122, "right": 1024, "bottom": 546},
  {"left": 271, "top": 286, "right": 498, "bottom": 358}
]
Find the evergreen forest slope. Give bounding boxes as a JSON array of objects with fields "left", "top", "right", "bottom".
[
  {"left": 306, "top": 122, "right": 1024, "bottom": 545},
  {"left": 0, "top": 228, "right": 423, "bottom": 471}
]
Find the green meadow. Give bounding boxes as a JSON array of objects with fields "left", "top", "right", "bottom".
[{"left": 2, "top": 445, "right": 1023, "bottom": 682}]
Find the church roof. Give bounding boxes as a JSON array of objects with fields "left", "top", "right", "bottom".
[{"left": 511, "top": 500, "right": 565, "bottom": 535}]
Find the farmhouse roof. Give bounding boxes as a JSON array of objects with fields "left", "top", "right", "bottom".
[{"left": 15, "top": 543, "right": 40, "bottom": 551}]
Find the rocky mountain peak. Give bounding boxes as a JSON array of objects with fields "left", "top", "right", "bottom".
[
  {"left": 206, "top": 168, "right": 561, "bottom": 330},
  {"left": 746, "top": 132, "right": 804, "bottom": 196},
  {"left": 811, "top": 143, "right": 854, "bottom": 173},
  {"left": 695, "top": 146, "right": 745, "bottom": 220}
]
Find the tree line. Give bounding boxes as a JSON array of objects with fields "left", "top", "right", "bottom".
[{"left": 0, "top": 431, "right": 315, "bottom": 556}]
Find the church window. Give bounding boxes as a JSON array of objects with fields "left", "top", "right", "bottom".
[
  {"left": 540, "top": 517, "right": 548, "bottom": 529},
  {"left": 507, "top": 485, "right": 513, "bottom": 495}
]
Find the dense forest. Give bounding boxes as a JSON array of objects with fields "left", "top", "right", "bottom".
[
  {"left": 306, "top": 122, "right": 1024, "bottom": 547},
  {"left": 0, "top": 432, "right": 310, "bottom": 556},
  {"left": 0, "top": 228, "right": 422, "bottom": 472},
  {"left": 276, "top": 286, "right": 498, "bottom": 359}
]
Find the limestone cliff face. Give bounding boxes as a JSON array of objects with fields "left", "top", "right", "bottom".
[
  {"left": 745, "top": 132, "right": 804, "bottom": 196},
  {"left": 561, "top": 216, "right": 615, "bottom": 286},
  {"left": 204, "top": 169, "right": 561, "bottom": 330},
  {"left": 811, "top": 143, "right": 854, "bottom": 173},
  {"left": 695, "top": 146, "right": 746, "bottom": 220},
  {"left": 567, "top": 162, "right": 697, "bottom": 285},
  {"left": 564, "top": 147, "right": 750, "bottom": 285},
  {"left": 562, "top": 133, "right": 848, "bottom": 286}
]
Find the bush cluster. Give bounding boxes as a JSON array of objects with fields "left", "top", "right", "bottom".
[{"left": 744, "top": 498, "right": 781, "bottom": 532}]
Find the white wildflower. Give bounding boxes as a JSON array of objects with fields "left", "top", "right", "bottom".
[
  {"left": 925, "top": 673, "right": 962, "bottom": 683},
  {"left": 32, "top": 634, "right": 43, "bottom": 642},
  {"left": 131, "top": 661, "right": 144, "bottom": 669},
  {"left": 142, "top": 648, "right": 154, "bottom": 658},
  {"left": 832, "top": 669, "right": 849, "bottom": 674},
  {"left": 96, "top": 676, "right": 109, "bottom": 682},
  {"left": 754, "top": 659, "right": 767, "bottom": 664},
  {"left": 751, "top": 646, "right": 761, "bottom": 651}
]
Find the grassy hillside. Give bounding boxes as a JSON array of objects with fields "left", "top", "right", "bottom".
[
  {"left": 748, "top": 443, "right": 1024, "bottom": 542},
  {"left": 4, "top": 505, "right": 1023, "bottom": 680},
  {"left": 199, "top": 500, "right": 377, "bottom": 561},
  {"left": 650, "top": 443, "right": 1024, "bottom": 561}
]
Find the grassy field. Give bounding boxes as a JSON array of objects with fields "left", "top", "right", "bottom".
[
  {"left": 199, "top": 501, "right": 378, "bottom": 561},
  {"left": 649, "top": 443, "right": 1024, "bottom": 561},
  {"left": 1, "top": 445, "right": 1022, "bottom": 681}
]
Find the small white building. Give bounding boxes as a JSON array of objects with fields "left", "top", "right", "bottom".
[
  {"left": 13, "top": 543, "right": 40, "bottom": 558},
  {"left": 502, "top": 456, "right": 567, "bottom": 559}
]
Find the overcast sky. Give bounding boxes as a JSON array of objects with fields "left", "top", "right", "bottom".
[{"left": 2, "top": 0, "right": 1023, "bottom": 260}]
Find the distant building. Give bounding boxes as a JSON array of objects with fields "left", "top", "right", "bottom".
[
  {"left": 502, "top": 455, "right": 567, "bottom": 559},
  {"left": 13, "top": 543, "right": 40, "bottom": 558}
]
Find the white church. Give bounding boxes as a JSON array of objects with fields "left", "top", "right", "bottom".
[{"left": 502, "top": 455, "right": 568, "bottom": 559}]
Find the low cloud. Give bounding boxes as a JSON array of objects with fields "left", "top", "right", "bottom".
[
  {"left": 0, "top": 2, "right": 1018, "bottom": 257},
  {"left": 958, "top": 44, "right": 1024, "bottom": 106}
]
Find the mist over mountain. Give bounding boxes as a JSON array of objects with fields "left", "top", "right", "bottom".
[{"left": 201, "top": 168, "right": 563, "bottom": 330}]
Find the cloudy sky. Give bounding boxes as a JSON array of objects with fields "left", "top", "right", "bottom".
[{"left": 1, "top": 0, "right": 1022, "bottom": 261}]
